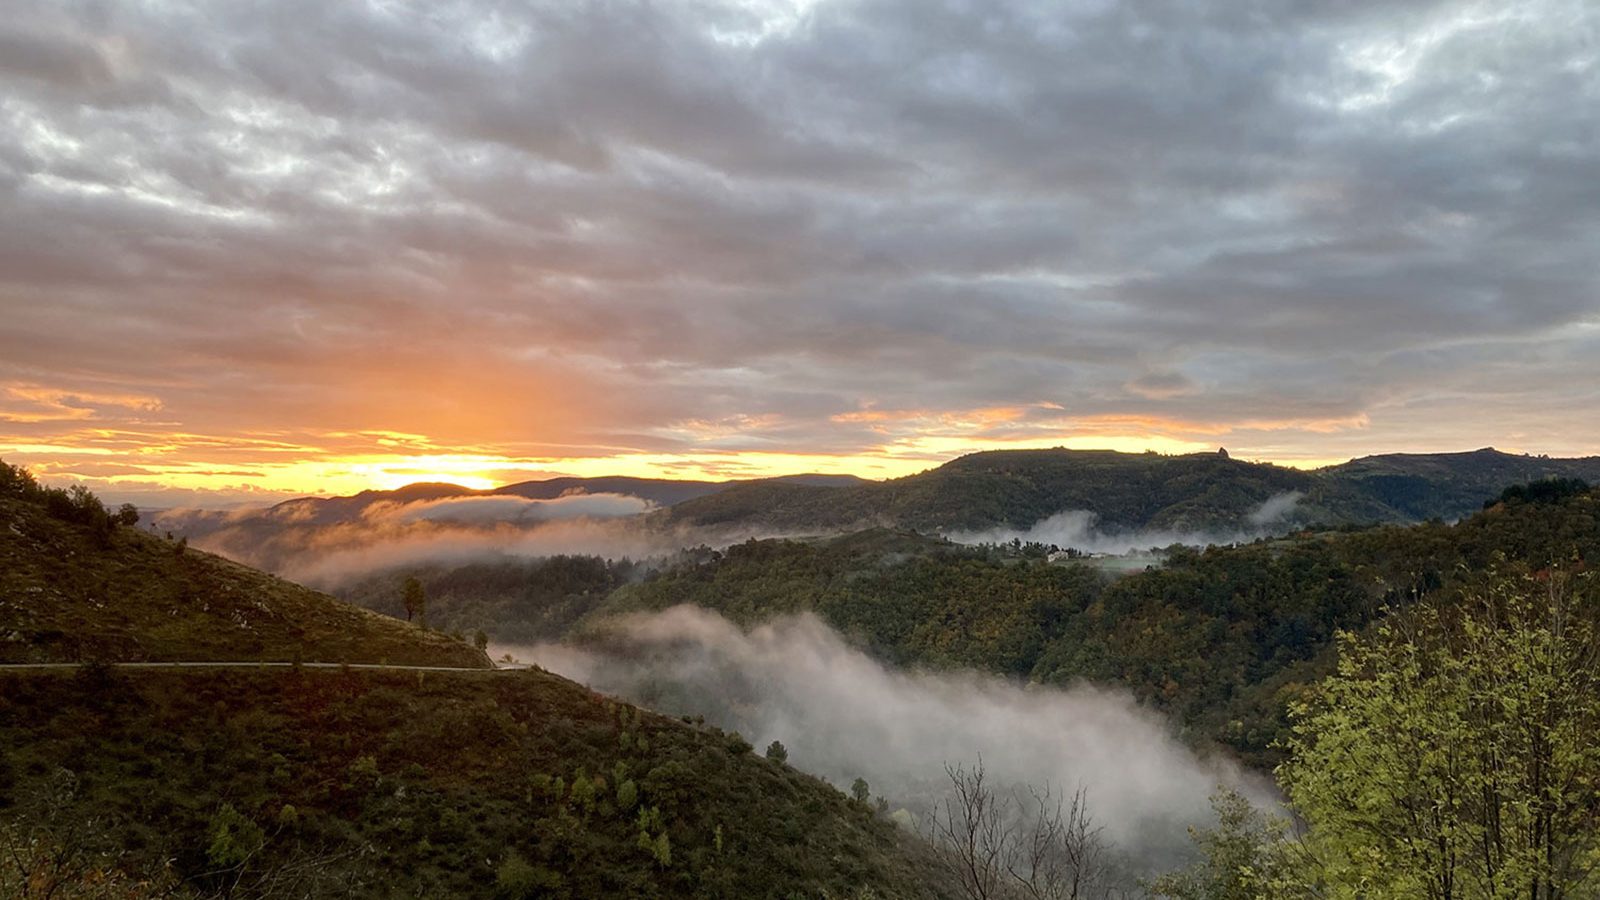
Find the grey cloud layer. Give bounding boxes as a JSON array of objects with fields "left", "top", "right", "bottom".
[{"left": 3, "top": 0, "right": 1598, "bottom": 459}]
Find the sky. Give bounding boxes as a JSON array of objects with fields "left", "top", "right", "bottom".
[{"left": 1, "top": 0, "right": 1598, "bottom": 507}]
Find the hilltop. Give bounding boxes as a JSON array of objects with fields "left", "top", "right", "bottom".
[
  {"left": 0, "top": 461, "right": 488, "bottom": 667},
  {"left": 661, "top": 447, "right": 1600, "bottom": 534},
  {"left": 1323, "top": 447, "right": 1600, "bottom": 520},
  {"left": 662, "top": 448, "right": 1373, "bottom": 533}
]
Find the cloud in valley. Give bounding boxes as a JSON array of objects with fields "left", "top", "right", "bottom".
[
  {"left": 516, "top": 606, "right": 1275, "bottom": 868},
  {"left": 949, "top": 491, "right": 1308, "bottom": 554},
  {"left": 370, "top": 492, "right": 654, "bottom": 524}
]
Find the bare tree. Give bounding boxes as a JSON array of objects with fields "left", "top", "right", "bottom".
[
  {"left": 927, "top": 760, "right": 1016, "bottom": 900},
  {"left": 926, "top": 760, "right": 1116, "bottom": 900},
  {"left": 1009, "top": 784, "right": 1111, "bottom": 900}
]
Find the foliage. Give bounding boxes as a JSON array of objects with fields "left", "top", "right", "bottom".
[
  {"left": 402, "top": 575, "right": 426, "bottom": 626},
  {"left": 339, "top": 554, "right": 640, "bottom": 643},
  {"left": 0, "top": 667, "right": 953, "bottom": 898},
  {"left": 599, "top": 487, "right": 1600, "bottom": 766},
  {"left": 205, "top": 803, "right": 265, "bottom": 870},
  {"left": 1145, "top": 790, "right": 1290, "bottom": 900},
  {"left": 1279, "top": 572, "right": 1600, "bottom": 899}
]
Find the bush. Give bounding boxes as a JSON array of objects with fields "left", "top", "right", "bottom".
[
  {"left": 495, "top": 851, "right": 561, "bottom": 898},
  {"left": 206, "top": 803, "right": 265, "bottom": 870}
]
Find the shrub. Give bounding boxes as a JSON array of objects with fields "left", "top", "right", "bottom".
[{"left": 495, "top": 851, "right": 561, "bottom": 898}]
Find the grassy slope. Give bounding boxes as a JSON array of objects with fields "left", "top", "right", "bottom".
[
  {"left": 0, "top": 666, "right": 949, "bottom": 899},
  {"left": 0, "top": 497, "right": 488, "bottom": 667}
]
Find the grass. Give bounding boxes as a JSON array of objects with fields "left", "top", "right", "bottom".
[{"left": 0, "top": 498, "right": 488, "bottom": 668}]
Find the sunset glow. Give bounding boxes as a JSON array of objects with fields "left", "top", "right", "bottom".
[{"left": 3, "top": 0, "right": 1598, "bottom": 507}]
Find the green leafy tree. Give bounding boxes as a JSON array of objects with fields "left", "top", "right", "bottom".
[
  {"left": 1280, "top": 572, "right": 1600, "bottom": 900},
  {"left": 765, "top": 740, "right": 788, "bottom": 764},
  {"left": 474, "top": 629, "right": 489, "bottom": 651},
  {"left": 851, "top": 777, "right": 871, "bottom": 805},
  {"left": 1147, "top": 790, "right": 1289, "bottom": 900},
  {"left": 402, "top": 575, "right": 427, "bottom": 627}
]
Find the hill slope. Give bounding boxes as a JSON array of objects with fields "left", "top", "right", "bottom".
[
  {"left": 0, "top": 460, "right": 951, "bottom": 898},
  {"left": 664, "top": 448, "right": 1391, "bottom": 533},
  {"left": 0, "top": 464, "right": 488, "bottom": 667},
  {"left": 605, "top": 486, "right": 1600, "bottom": 767},
  {"left": 664, "top": 447, "right": 1600, "bottom": 535},
  {"left": 0, "top": 666, "right": 950, "bottom": 898},
  {"left": 0, "top": 493, "right": 486, "bottom": 662},
  {"left": 1323, "top": 447, "right": 1600, "bottom": 520}
]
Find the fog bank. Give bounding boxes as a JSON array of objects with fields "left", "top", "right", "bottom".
[
  {"left": 507, "top": 606, "right": 1274, "bottom": 866},
  {"left": 949, "top": 491, "right": 1306, "bottom": 554}
]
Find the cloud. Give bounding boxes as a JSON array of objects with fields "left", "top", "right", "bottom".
[
  {"left": 949, "top": 491, "right": 1307, "bottom": 554},
  {"left": 512, "top": 606, "right": 1275, "bottom": 868},
  {"left": 368, "top": 492, "right": 655, "bottom": 524},
  {"left": 3, "top": 0, "right": 1599, "bottom": 502}
]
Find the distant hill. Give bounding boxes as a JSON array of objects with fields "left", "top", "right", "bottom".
[
  {"left": 149, "top": 448, "right": 1600, "bottom": 582},
  {"left": 1322, "top": 447, "right": 1600, "bottom": 520},
  {"left": 155, "top": 472, "right": 871, "bottom": 541},
  {"left": 663, "top": 448, "right": 1389, "bottom": 533},
  {"left": 0, "top": 461, "right": 488, "bottom": 667},
  {"left": 663, "top": 447, "right": 1600, "bottom": 535}
]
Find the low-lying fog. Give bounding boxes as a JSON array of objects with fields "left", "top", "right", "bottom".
[
  {"left": 155, "top": 490, "right": 1311, "bottom": 587},
  {"left": 501, "top": 606, "right": 1277, "bottom": 872},
  {"left": 947, "top": 491, "right": 1307, "bottom": 555}
]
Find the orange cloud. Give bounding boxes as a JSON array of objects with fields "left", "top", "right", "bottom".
[{"left": 0, "top": 384, "right": 163, "bottom": 424}]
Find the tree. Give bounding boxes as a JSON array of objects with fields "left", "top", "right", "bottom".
[
  {"left": 1147, "top": 790, "right": 1289, "bottom": 900},
  {"left": 114, "top": 503, "right": 139, "bottom": 527},
  {"left": 1279, "top": 571, "right": 1600, "bottom": 900},
  {"left": 402, "top": 575, "right": 427, "bottom": 627},
  {"left": 765, "top": 740, "right": 789, "bottom": 764},
  {"left": 925, "top": 760, "right": 1115, "bottom": 900},
  {"left": 851, "top": 777, "right": 871, "bottom": 804},
  {"left": 495, "top": 851, "right": 561, "bottom": 898},
  {"left": 473, "top": 629, "right": 489, "bottom": 652}
]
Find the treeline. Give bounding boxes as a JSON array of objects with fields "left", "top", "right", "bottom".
[
  {"left": 0, "top": 459, "right": 139, "bottom": 543},
  {"left": 337, "top": 554, "right": 646, "bottom": 645}
]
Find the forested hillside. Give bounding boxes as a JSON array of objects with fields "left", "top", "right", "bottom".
[
  {"left": 1322, "top": 447, "right": 1600, "bottom": 520},
  {"left": 587, "top": 484, "right": 1600, "bottom": 766},
  {"left": 661, "top": 447, "right": 1600, "bottom": 534},
  {"left": 661, "top": 449, "right": 1380, "bottom": 532},
  {"left": 0, "top": 666, "right": 950, "bottom": 898}
]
